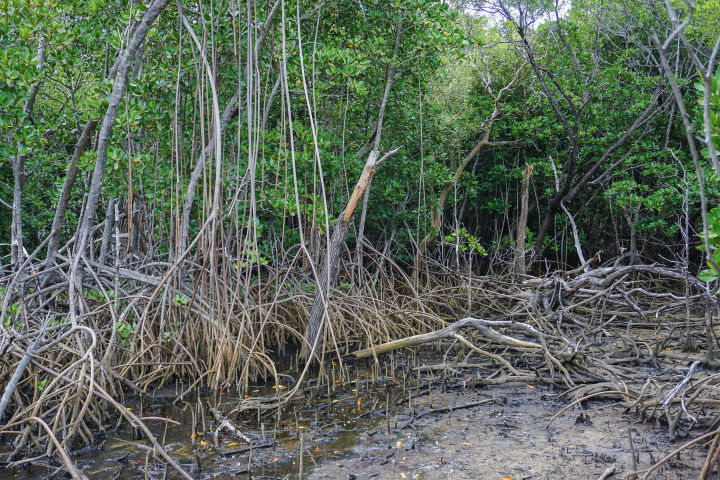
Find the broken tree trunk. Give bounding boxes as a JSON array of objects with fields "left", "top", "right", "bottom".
[
  {"left": 302, "top": 19, "right": 404, "bottom": 362},
  {"left": 303, "top": 147, "right": 402, "bottom": 361}
]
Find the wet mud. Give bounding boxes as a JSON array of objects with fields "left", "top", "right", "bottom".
[{"left": 2, "top": 359, "right": 709, "bottom": 479}]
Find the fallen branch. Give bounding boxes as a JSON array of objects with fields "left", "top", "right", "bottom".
[{"left": 353, "top": 317, "right": 541, "bottom": 358}]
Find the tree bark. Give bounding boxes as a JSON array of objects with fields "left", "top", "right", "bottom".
[
  {"left": 11, "top": 37, "right": 47, "bottom": 270},
  {"left": 98, "top": 198, "right": 116, "bottom": 266},
  {"left": 515, "top": 163, "right": 533, "bottom": 275},
  {"left": 45, "top": 120, "right": 98, "bottom": 269}
]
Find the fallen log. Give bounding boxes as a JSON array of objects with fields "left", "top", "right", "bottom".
[{"left": 353, "top": 317, "right": 541, "bottom": 358}]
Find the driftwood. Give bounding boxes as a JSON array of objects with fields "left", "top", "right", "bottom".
[{"left": 354, "top": 317, "right": 541, "bottom": 358}]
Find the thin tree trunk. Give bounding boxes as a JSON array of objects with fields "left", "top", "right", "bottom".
[
  {"left": 515, "top": 163, "right": 533, "bottom": 275},
  {"left": 413, "top": 65, "right": 521, "bottom": 273},
  {"left": 530, "top": 89, "right": 660, "bottom": 263},
  {"left": 11, "top": 37, "right": 47, "bottom": 270},
  {"left": 354, "top": 182, "right": 372, "bottom": 285},
  {"left": 45, "top": 120, "right": 98, "bottom": 269},
  {"left": 98, "top": 198, "right": 116, "bottom": 266}
]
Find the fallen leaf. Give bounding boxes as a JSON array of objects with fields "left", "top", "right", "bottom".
[
  {"left": 525, "top": 384, "right": 536, "bottom": 389},
  {"left": 501, "top": 477, "right": 515, "bottom": 480},
  {"left": 357, "top": 397, "right": 362, "bottom": 405},
  {"left": 462, "top": 442, "right": 470, "bottom": 447},
  {"left": 396, "top": 441, "right": 402, "bottom": 448},
  {"left": 400, "top": 473, "right": 406, "bottom": 479}
]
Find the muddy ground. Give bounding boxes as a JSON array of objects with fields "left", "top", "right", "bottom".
[
  {"left": 310, "top": 382, "right": 706, "bottom": 480},
  {"left": 2, "top": 361, "right": 711, "bottom": 479}
]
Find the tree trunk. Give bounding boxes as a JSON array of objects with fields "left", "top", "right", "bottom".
[
  {"left": 98, "top": 198, "right": 116, "bottom": 266},
  {"left": 74, "top": 0, "right": 171, "bottom": 260},
  {"left": 354, "top": 182, "right": 372, "bottom": 285},
  {"left": 303, "top": 151, "right": 396, "bottom": 360},
  {"left": 302, "top": 18, "right": 404, "bottom": 362},
  {"left": 11, "top": 37, "right": 47, "bottom": 270},
  {"left": 515, "top": 163, "right": 533, "bottom": 275},
  {"left": 45, "top": 120, "right": 98, "bottom": 269}
]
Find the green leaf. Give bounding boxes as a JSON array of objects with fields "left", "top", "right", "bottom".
[{"left": 699, "top": 268, "right": 720, "bottom": 282}]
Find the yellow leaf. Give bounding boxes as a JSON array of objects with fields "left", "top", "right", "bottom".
[
  {"left": 396, "top": 441, "right": 402, "bottom": 448},
  {"left": 502, "top": 477, "right": 515, "bottom": 480},
  {"left": 400, "top": 474, "right": 406, "bottom": 479},
  {"left": 525, "top": 384, "right": 535, "bottom": 389},
  {"left": 462, "top": 442, "right": 470, "bottom": 446},
  {"left": 357, "top": 397, "right": 362, "bottom": 405}
]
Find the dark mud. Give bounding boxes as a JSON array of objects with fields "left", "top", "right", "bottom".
[
  {"left": 1, "top": 358, "right": 709, "bottom": 479},
  {"left": 311, "top": 382, "right": 707, "bottom": 479}
]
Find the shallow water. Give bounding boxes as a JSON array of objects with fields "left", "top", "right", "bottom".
[{"left": 3, "top": 360, "right": 402, "bottom": 479}]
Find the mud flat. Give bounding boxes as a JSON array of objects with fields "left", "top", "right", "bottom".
[{"left": 311, "top": 382, "right": 706, "bottom": 480}]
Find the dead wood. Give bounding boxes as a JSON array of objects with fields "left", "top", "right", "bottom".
[{"left": 354, "top": 317, "right": 541, "bottom": 358}]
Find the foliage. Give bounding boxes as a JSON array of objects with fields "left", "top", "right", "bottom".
[{"left": 1, "top": 0, "right": 718, "bottom": 272}]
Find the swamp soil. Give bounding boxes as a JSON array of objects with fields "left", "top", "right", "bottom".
[
  {"left": 1, "top": 355, "right": 710, "bottom": 479},
  {"left": 311, "top": 381, "right": 706, "bottom": 480}
]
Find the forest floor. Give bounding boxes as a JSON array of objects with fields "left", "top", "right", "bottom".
[
  {"left": 2, "top": 347, "right": 712, "bottom": 479},
  {"left": 309, "top": 379, "right": 706, "bottom": 480}
]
